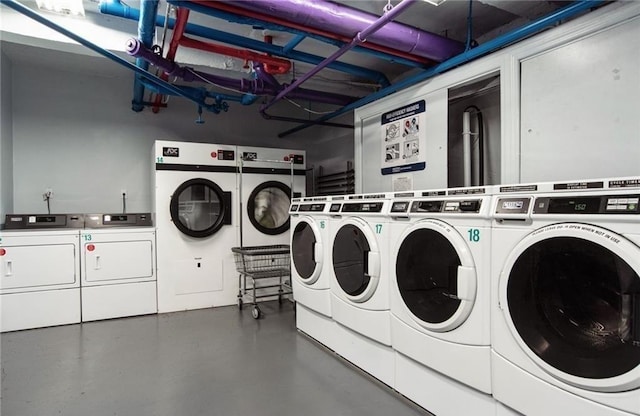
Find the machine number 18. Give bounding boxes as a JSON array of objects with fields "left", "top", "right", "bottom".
[{"left": 468, "top": 228, "right": 480, "bottom": 242}]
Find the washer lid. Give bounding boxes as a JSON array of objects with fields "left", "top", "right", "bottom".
[
  {"left": 247, "top": 181, "right": 292, "bottom": 236},
  {"left": 170, "top": 178, "right": 232, "bottom": 238},
  {"left": 291, "top": 219, "right": 323, "bottom": 284},
  {"left": 501, "top": 223, "right": 640, "bottom": 392},
  {"left": 395, "top": 219, "right": 477, "bottom": 332}
]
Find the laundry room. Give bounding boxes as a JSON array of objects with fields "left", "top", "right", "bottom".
[{"left": 2, "top": 1, "right": 640, "bottom": 416}]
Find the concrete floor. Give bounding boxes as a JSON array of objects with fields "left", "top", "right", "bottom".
[{"left": 1, "top": 301, "right": 430, "bottom": 416}]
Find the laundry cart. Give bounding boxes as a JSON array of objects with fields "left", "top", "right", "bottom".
[{"left": 232, "top": 245, "right": 292, "bottom": 319}]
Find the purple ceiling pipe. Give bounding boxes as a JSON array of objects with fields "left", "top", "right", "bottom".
[
  {"left": 225, "top": 0, "right": 464, "bottom": 62},
  {"left": 125, "top": 38, "right": 356, "bottom": 106},
  {"left": 261, "top": 0, "right": 415, "bottom": 113}
]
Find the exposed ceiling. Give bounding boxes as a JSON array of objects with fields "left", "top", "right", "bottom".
[{"left": 1, "top": 0, "right": 597, "bottom": 132}]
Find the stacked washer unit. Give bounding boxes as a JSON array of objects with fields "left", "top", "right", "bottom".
[
  {"left": 1, "top": 214, "right": 83, "bottom": 332},
  {"left": 81, "top": 213, "right": 157, "bottom": 321},
  {"left": 388, "top": 186, "right": 496, "bottom": 416},
  {"left": 491, "top": 177, "right": 640, "bottom": 416},
  {"left": 236, "top": 146, "right": 306, "bottom": 247},
  {"left": 289, "top": 195, "right": 340, "bottom": 350},
  {"left": 327, "top": 192, "right": 395, "bottom": 387},
  {"left": 153, "top": 140, "right": 238, "bottom": 312}
]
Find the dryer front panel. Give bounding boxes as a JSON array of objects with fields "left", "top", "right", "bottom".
[
  {"left": 170, "top": 178, "right": 232, "bottom": 238},
  {"left": 500, "top": 223, "right": 640, "bottom": 392}
]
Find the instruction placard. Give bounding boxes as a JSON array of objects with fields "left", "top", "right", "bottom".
[{"left": 381, "top": 100, "right": 426, "bottom": 175}]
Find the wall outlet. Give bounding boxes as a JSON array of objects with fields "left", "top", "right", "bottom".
[{"left": 121, "top": 189, "right": 127, "bottom": 199}]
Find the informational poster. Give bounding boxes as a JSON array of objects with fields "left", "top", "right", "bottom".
[{"left": 381, "top": 100, "right": 426, "bottom": 175}]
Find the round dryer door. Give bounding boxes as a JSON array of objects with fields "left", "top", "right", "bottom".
[
  {"left": 291, "top": 219, "right": 323, "bottom": 284},
  {"left": 247, "top": 181, "right": 291, "bottom": 235},
  {"left": 395, "top": 219, "right": 477, "bottom": 332},
  {"left": 501, "top": 223, "right": 640, "bottom": 392},
  {"left": 332, "top": 218, "right": 380, "bottom": 302},
  {"left": 170, "top": 178, "right": 231, "bottom": 238}
]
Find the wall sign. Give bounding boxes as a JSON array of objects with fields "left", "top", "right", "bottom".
[{"left": 380, "top": 100, "right": 426, "bottom": 175}]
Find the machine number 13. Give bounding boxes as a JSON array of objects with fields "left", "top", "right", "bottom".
[{"left": 468, "top": 228, "right": 480, "bottom": 242}]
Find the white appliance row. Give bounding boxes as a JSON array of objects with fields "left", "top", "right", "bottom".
[
  {"left": 152, "top": 140, "right": 306, "bottom": 313},
  {"left": 1, "top": 213, "right": 156, "bottom": 332},
  {"left": 289, "top": 176, "right": 640, "bottom": 416}
]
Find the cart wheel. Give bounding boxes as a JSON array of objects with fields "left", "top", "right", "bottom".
[
  {"left": 252, "top": 306, "right": 261, "bottom": 319},
  {"left": 238, "top": 298, "right": 243, "bottom": 310}
]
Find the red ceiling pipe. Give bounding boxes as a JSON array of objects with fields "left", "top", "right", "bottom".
[
  {"left": 189, "top": 0, "right": 434, "bottom": 66},
  {"left": 178, "top": 36, "right": 291, "bottom": 74}
]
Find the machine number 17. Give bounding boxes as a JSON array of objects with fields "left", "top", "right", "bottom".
[{"left": 375, "top": 224, "right": 383, "bottom": 234}]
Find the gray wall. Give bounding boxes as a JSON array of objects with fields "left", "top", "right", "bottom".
[
  {"left": 8, "top": 60, "right": 348, "bottom": 214},
  {"left": 1, "top": 50, "right": 14, "bottom": 222}
]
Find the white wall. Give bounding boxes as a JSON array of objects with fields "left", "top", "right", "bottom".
[
  {"left": 9, "top": 60, "right": 343, "bottom": 214},
  {"left": 519, "top": 18, "right": 640, "bottom": 182},
  {"left": 1, "top": 50, "right": 14, "bottom": 223},
  {"left": 354, "top": 2, "right": 640, "bottom": 192}
]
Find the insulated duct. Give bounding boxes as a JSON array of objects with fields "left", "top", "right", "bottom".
[{"left": 189, "top": 0, "right": 465, "bottom": 62}]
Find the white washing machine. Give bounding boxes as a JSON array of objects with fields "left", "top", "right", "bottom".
[
  {"left": 237, "top": 146, "right": 306, "bottom": 247},
  {"left": 491, "top": 177, "right": 640, "bottom": 416},
  {"left": 289, "top": 195, "right": 341, "bottom": 351},
  {"left": 81, "top": 213, "right": 157, "bottom": 322},
  {"left": 388, "top": 186, "right": 497, "bottom": 416},
  {"left": 1, "top": 214, "right": 83, "bottom": 332},
  {"left": 153, "top": 140, "right": 238, "bottom": 312},
  {"left": 328, "top": 192, "right": 395, "bottom": 387}
]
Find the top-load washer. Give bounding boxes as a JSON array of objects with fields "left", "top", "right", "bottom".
[
  {"left": 81, "top": 213, "right": 156, "bottom": 321},
  {"left": 237, "top": 146, "right": 305, "bottom": 247},
  {"left": 1, "top": 214, "right": 84, "bottom": 332},
  {"left": 491, "top": 177, "right": 640, "bottom": 416},
  {"left": 153, "top": 140, "right": 237, "bottom": 312},
  {"left": 328, "top": 192, "right": 395, "bottom": 386},
  {"left": 388, "top": 186, "right": 497, "bottom": 416}
]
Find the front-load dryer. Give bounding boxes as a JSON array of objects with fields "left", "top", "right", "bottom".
[
  {"left": 328, "top": 192, "right": 394, "bottom": 386},
  {"left": 237, "top": 146, "right": 305, "bottom": 247},
  {"left": 491, "top": 177, "right": 640, "bottom": 416},
  {"left": 1, "top": 214, "right": 84, "bottom": 332},
  {"left": 153, "top": 140, "right": 237, "bottom": 313},
  {"left": 290, "top": 196, "right": 340, "bottom": 351},
  {"left": 389, "top": 187, "right": 497, "bottom": 416}
]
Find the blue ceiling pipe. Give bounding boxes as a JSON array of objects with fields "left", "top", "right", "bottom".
[
  {"left": 277, "top": 0, "right": 605, "bottom": 138},
  {"left": 131, "top": 0, "right": 158, "bottom": 112},
  {"left": 99, "top": 0, "right": 391, "bottom": 87},
  {"left": 168, "top": 0, "right": 432, "bottom": 71},
  {"left": 0, "top": 0, "right": 231, "bottom": 114}
]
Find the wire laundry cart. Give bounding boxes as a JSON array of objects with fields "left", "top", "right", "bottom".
[{"left": 232, "top": 244, "right": 292, "bottom": 319}]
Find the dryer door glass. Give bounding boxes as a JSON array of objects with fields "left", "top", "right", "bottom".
[
  {"left": 507, "top": 236, "right": 640, "bottom": 379},
  {"left": 396, "top": 229, "right": 462, "bottom": 323},
  {"left": 292, "top": 221, "right": 317, "bottom": 280},
  {"left": 170, "top": 178, "right": 230, "bottom": 238},
  {"left": 332, "top": 224, "right": 370, "bottom": 296},
  {"left": 247, "top": 181, "right": 291, "bottom": 235}
]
